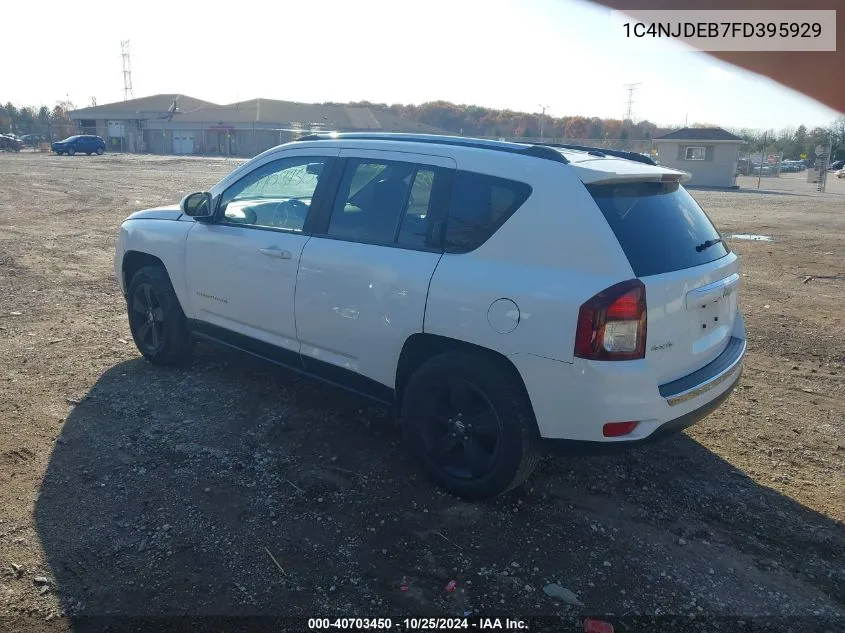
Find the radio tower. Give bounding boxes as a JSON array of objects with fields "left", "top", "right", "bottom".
[
  {"left": 121, "top": 40, "right": 134, "bottom": 101},
  {"left": 623, "top": 83, "right": 641, "bottom": 122}
]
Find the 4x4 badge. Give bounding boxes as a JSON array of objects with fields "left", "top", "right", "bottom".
[{"left": 651, "top": 341, "right": 673, "bottom": 351}]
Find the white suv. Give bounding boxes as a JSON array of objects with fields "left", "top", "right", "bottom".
[{"left": 114, "top": 133, "right": 746, "bottom": 499}]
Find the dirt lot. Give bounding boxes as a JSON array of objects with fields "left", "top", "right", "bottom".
[{"left": 1, "top": 153, "right": 844, "bottom": 632}]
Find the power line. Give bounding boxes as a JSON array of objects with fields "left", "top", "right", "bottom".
[
  {"left": 121, "top": 40, "right": 134, "bottom": 101},
  {"left": 623, "top": 83, "right": 641, "bottom": 122}
]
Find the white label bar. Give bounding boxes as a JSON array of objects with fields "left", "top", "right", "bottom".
[{"left": 610, "top": 10, "right": 836, "bottom": 51}]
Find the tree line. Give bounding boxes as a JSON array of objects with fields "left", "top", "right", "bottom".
[
  {"left": 0, "top": 101, "right": 75, "bottom": 137},
  {"left": 735, "top": 121, "right": 844, "bottom": 160},
  {"left": 334, "top": 100, "right": 845, "bottom": 160},
  {"left": 3, "top": 97, "right": 842, "bottom": 160}
]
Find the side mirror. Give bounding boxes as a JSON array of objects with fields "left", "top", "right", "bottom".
[
  {"left": 306, "top": 163, "right": 324, "bottom": 176},
  {"left": 180, "top": 192, "right": 212, "bottom": 218}
]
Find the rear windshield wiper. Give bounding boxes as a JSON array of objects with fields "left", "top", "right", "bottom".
[{"left": 696, "top": 238, "right": 722, "bottom": 252}]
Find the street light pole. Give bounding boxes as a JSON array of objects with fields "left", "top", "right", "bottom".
[{"left": 538, "top": 104, "right": 550, "bottom": 141}]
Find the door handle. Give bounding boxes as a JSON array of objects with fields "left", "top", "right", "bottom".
[{"left": 259, "top": 247, "right": 292, "bottom": 260}]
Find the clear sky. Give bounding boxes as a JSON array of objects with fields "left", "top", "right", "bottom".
[{"left": 3, "top": 0, "right": 841, "bottom": 130}]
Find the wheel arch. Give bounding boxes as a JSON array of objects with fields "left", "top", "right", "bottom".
[
  {"left": 122, "top": 251, "right": 180, "bottom": 304},
  {"left": 395, "top": 333, "right": 536, "bottom": 421}
]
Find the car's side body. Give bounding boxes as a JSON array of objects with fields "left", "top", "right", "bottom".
[
  {"left": 0, "top": 135, "right": 24, "bottom": 152},
  {"left": 52, "top": 135, "right": 106, "bottom": 155},
  {"left": 115, "top": 136, "right": 746, "bottom": 459}
]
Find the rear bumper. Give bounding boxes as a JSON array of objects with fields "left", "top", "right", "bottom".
[
  {"left": 543, "top": 366, "right": 741, "bottom": 455},
  {"left": 509, "top": 316, "right": 746, "bottom": 444},
  {"left": 658, "top": 336, "right": 745, "bottom": 406}
]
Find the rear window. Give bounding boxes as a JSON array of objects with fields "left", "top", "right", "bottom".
[{"left": 587, "top": 181, "right": 729, "bottom": 277}]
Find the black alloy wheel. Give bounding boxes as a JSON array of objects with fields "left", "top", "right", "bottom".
[
  {"left": 419, "top": 377, "right": 501, "bottom": 480},
  {"left": 402, "top": 351, "right": 542, "bottom": 500},
  {"left": 129, "top": 282, "right": 165, "bottom": 355},
  {"left": 126, "top": 265, "right": 193, "bottom": 365}
]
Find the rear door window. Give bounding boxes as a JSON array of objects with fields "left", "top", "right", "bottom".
[
  {"left": 586, "top": 181, "right": 729, "bottom": 277},
  {"left": 328, "top": 160, "right": 416, "bottom": 244},
  {"left": 445, "top": 171, "right": 532, "bottom": 253},
  {"left": 325, "top": 159, "right": 448, "bottom": 250}
]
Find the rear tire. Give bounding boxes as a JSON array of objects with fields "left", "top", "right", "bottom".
[
  {"left": 401, "top": 351, "right": 542, "bottom": 500},
  {"left": 127, "top": 265, "right": 193, "bottom": 366},
  {"left": 96, "top": 147, "right": 104, "bottom": 155}
]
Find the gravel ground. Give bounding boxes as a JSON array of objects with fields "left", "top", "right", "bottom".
[{"left": 0, "top": 153, "right": 843, "bottom": 632}]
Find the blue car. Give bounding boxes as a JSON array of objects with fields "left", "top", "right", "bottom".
[{"left": 52, "top": 135, "right": 106, "bottom": 156}]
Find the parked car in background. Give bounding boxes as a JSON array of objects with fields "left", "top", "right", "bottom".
[
  {"left": 827, "top": 159, "right": 844, "bottom": 171},
  {"left": 20, "top": 134, "right": 46, "bottom": 147},
  {"left": 52, "top": 135, "right": 106, "bottom": 156},
  {"left": 0, "top": 135, "right": 24, "bottom": 152},
  {"left": 114, "top": 133, "right": 746, "bottom": 499}
]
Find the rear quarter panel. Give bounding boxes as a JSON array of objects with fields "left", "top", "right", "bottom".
[{"left": 425, "top": 150, "right": 634, "bottom": 363}]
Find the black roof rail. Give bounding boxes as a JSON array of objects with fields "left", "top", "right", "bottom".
[
  {"left": 534, "top": 142, "right": 658, "bottom": 166},
  {"left": 293, "top": 132, "right": 569, "bottom": 164}
]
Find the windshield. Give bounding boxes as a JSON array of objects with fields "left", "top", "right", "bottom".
[
  {"left": 587, "top": 181, "right": 730, "bottom": 278},
  {"left": 61, "top": 136, "right": 79, "bottom": 142}
]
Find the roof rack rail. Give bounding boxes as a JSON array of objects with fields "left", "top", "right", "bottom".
[
  {"left": 294, "top": 132, "right": 569, "bottom": 164},
  {"left": 534, "top": 142, "right": 658, "bottom": 166}
]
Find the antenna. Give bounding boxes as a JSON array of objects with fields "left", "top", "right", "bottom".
[
  {"left": 623, "top": 83, "right": 641, "bottom": 122},
  {"left": 121, "top": 40, "right": 134, "bottom": 101}
]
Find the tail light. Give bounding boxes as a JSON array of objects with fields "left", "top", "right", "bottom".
[
  {"left": 602, "top": 421, "right": 639, "bottom": 437},
  {"left": 574, "top": 279, "right": 646, "bottom": 361}
]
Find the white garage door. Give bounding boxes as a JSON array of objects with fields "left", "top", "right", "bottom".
[{"left": 173, "top": 133, "right": 194, "bottom": 154}]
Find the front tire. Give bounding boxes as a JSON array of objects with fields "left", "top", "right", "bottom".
[
  {"left": 96, "top": 147, "right": 104, "bottom": 155},
  {"left": 67, "top": 147, "right": 75, "bottom": 156},
  {"left": 127, "top": 265, "right": 193, "bottom": 365},
  {"left": 401, "top": 351, "right": 542, "bottom": 500}
]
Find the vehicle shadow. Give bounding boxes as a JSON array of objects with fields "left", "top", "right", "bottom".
[{"left": 34, "top": 345, "right": 845, "bottom": 629}]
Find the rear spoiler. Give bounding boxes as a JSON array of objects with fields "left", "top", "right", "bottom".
[
  {"left": 583, "top": 172, "right": 692, "bottom": 185},
  {"left": 532, "top": 142, "right": 658, "bottom": 166},
  {"left": 568, "top": 161, "right": 691, "bottom": 185}
]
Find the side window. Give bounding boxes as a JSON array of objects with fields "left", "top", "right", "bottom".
[
  {"left": 327, "top": 160, "right": 416, "bottom": 244},
  {"left": 445, "top": 171, "right": 532, "bottom": 253},
  {"left": 218, "top": 157, "right": 328, "bottom": 231},
  {"left": 396, "top": 168, "right": 437, "bottom": 249},
  {"left": 685, "top": 146, "right": 706, "bottom": 161}
]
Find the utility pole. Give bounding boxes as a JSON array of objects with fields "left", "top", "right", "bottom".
[
  {"left": 757, "top": 130, "right": 767, "bottom": 190},
  {"left": 538, "top": 104, "right": 550, "bottom": 141},
  {"left": 623, "top": 83, "right": 641, "bottom": 122},
  {"left": 121, "top": 40, "right": 134, "bottom": 101}
]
